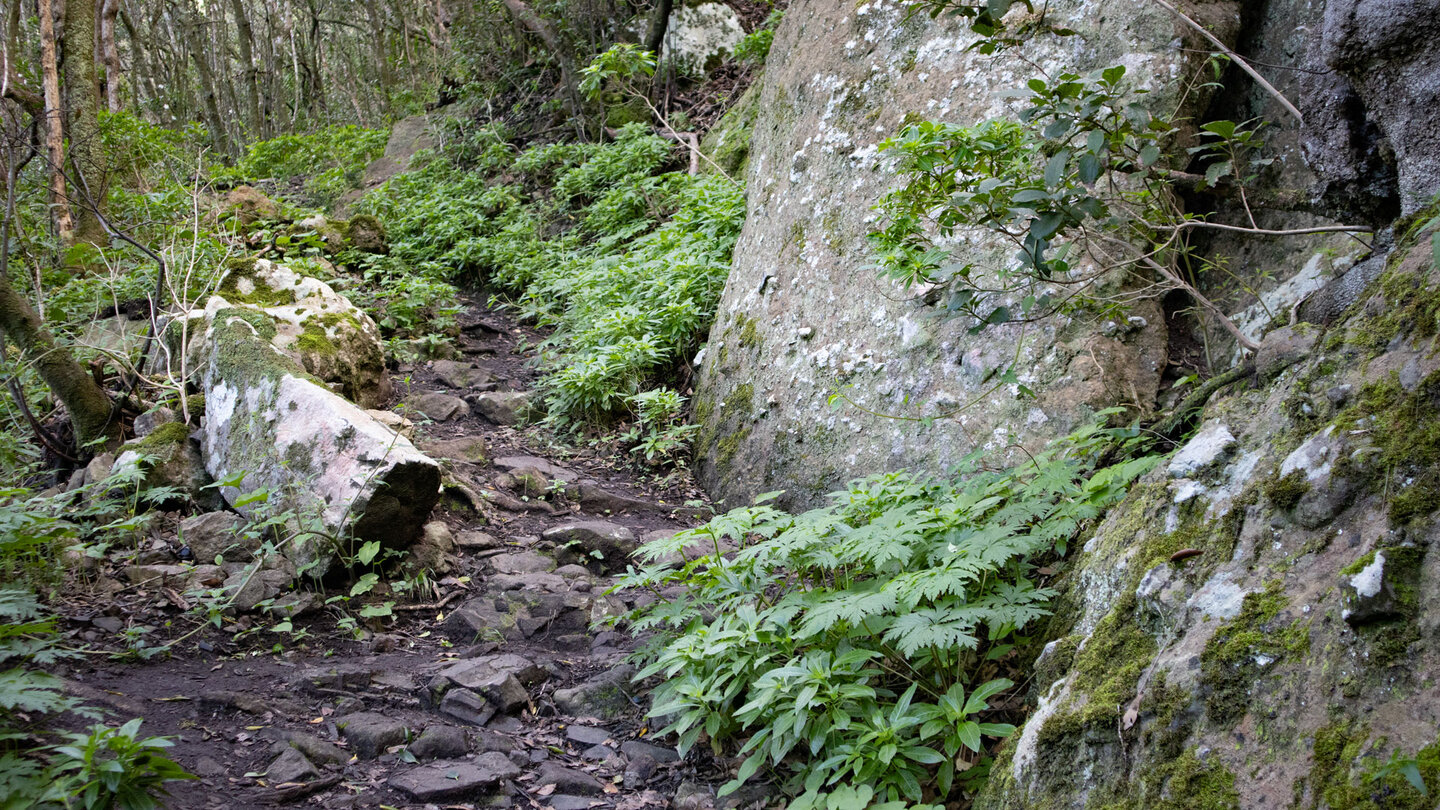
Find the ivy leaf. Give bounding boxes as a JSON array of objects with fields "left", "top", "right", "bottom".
[
  {"left": 1139, "top": 144, "right": 1161, "bottom": 167},
  {"left": 1077, "top": 153, "right": 1102, "bottom": 184}
]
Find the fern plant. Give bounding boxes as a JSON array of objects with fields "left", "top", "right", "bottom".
[{"left": 614, "top": 417, "right": 1160, "bottom": 805}]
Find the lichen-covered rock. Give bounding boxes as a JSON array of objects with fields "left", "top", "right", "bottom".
[
  {"left": 976, "top": 236, "right": 1440, "bottom": 809},
  {"left": 170, "top": 258, "right": 391, "bottom": 409},
  {"left": 661, "top": 3, "right": 745, "bottom": 76},
  {"left": 196, "top": 306, "right": 439, "bottom": 574},
  {"left": 225, "top": 185, "right": 280, "bottom": 226},
  {"left": 692, "top": 0, "right": 1215, "bottom": 509}
]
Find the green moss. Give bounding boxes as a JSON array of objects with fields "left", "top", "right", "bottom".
[
  {"left": 1340, "top": 550, "right": 1377, "bottom": 577},
  {"left": 1142, "top": 749, "right": 1240, "bottom": 810},
  {"left": 1304, "top": 721, "right": 1440, "bottom": 810},
  {"left": 1031, "top": 635, "right": 1079, "bottom": 699},
  {"left": 295, "top": 322, "right": 339, "bottom": 356},
  {"left": 1333, "top": 371, "right": 1440, "bottom": 524},
  {"left": 219, "top": 260, "right": 297, "bottom": 307},
  {"left": 716, "top": 424, "right": 752, "bottom": 467},
  {"left": 133, "top": 421, "right": 190, "bottom": 449},
  {"left": 1199, "top": 580, "right": 1309, "bottom": 725},
  {"left": 739, "top": 317, "right": 762, "bottom": 351},
  {"left": 724, "top": 382, "right": 754, "bottom": 416},
  {"left": 1071, "top": 594, "right": 1157, "bottom": 727},
  {"left": 1345, "top": 253, "right": 1440, "bottom": 354},
  {"left": 1265, "top": 470, "right": 1311, "bottom": 511}
]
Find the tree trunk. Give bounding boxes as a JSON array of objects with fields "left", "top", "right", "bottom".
[
  {"left": 643, "top": 0, "right": 672, "bottom": 57},
  {"left": 62, "top": 0, "right": 108, "bottom": 244},
  {"left": 98, "top": 0, "right": 120, "bottom": 112},
  {"left": 499, "top": 0, "right": 586, "bottom": 136},
  {"left": 184, "top": 3, "right": 234, "bottom": 158},
  {"left": 363, "top": 0, "right": 392, "bottom": 114},
  {"left": 39, "top": 0, "right": 76, "bottom": 244},
  {"left": 229, "top": 0, "right": 263, "bottom": 137}
]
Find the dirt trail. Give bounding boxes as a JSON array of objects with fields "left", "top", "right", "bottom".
[{"left": 56, "top": 296, "right": 746, "bottom": 810}]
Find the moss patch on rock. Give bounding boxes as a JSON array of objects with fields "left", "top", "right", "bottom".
[
  {"left": 1304, "top": 721, "right": 1440, "bottom": 810},
  {"left": 1335, "top": 370, "right": 1440, "bottom": 524},
  {"left": 1199, "top": 580, "right": 1310, "bottom": 725}
]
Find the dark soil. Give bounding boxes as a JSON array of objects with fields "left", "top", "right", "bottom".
[{"left": 47, "top": 296, "right": 737, "bottom": 810}]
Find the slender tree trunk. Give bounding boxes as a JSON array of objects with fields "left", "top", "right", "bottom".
[
  {"left": 643, "top": 0, "right": 672, "bottom": 56},
  {"left": 99, "top": 0, "right": 120, "bottom": 112},
  {"left": 363, "top": 0, "right": 392, "bottom": 114},
  {"left": 229, "top": 0, "right": 262, "bottom": 136},
  {"left": 184, "top": 3, "right": 234, "bottom": 158},
  {"left": 38, "top": 0, "right": 75, "bottom": 243},
  {"left": 500, "top": 0, "right": 586, "bottom": 135},
  {"left": 63, "top": 0, "right": 108, "bottom": 244}
]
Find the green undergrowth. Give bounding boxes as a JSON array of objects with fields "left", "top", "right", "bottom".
[
  {"left": 1304, "top": 721, "right": 1439, "bottom": 809},
  {"left": 213, "top": 124, "right": 389, "bottom": 208},
  {"left": 613, "top": 416, "right": 1162, "bottom": 807},
  {"left": 354, "top": 120, "right": 746, "bottom": 430}
]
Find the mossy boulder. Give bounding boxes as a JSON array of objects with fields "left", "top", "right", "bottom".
[
  {"left": 225, "top": 185, "right": 281, "bottom": 226},
  {"left": 171, "top": 259, "right": 391, "bottom": 409},
  {"left": 195, "top": 306, "right": 439, "bottom": 575},
  {"left": 107, "top": 421, "right": 212, "bottom": 508}
]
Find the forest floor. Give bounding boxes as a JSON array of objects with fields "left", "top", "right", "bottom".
[{"left": 49, "top": 296, "right": 753, "bottom": 810}]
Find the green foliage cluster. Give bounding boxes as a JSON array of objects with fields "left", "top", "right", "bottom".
[
  {"left": 615, "top": 418, "right": 1161, "bottom": 805},
  {"left": 733, "top": 9, "right": 785, "bottom": 63},
  {"left": 870, "top": 63, "right": 1267, "bottom": 351},
  {"left": 214, "top": 125, "right": 389, "bottom": 207},
  {"left": 355, "top": 121, "right": 744, "bottom": 431}
]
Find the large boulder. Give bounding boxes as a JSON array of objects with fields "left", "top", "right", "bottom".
[
  {"left": 169, "top": 258, "right": 391, "bottom": 408},
  {"left": 192, "top": 304, "right": 439, "bottom": 573}
]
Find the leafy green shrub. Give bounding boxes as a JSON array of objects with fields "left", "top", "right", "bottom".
[
  {"left": 214, "top": 125, "right": 388, "bottom": 206},
  {"left": 615, "top": 419, "right": 1160, "bottom": 805},
  {"left": 733, "top": 10, "right": 784, "bottom": 63}
]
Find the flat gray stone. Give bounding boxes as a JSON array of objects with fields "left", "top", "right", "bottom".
[
  {"left": 440, "top": 688, "right": 496, "bottom": 727},
  {"left": 337, "top": 712, "right": 409, "bottom": 759},
  {"left": 409, "top": 391, "right": 471, "bottom": 422},
  {"left": 493, "top": 456, "right": 576, "bottom": 480},
  {"left": 553, "top": 664, "right": 636, "bottom": 720},
  {"left": 549, "top": 796, "right": 604, "bottom": 810},
  {"left": 433, "top": 360, "right": 493, "bottom": 389},
  {"left": 620, "top": 740, "right": 680, "bottom": 763},
  {"left": 438, "top": 653, "right": 550, "bottom": 689},
  {"left": 408, "top": 724, "right": 470, "bottom": 760},
  {"left": 388, "top": 753, "right": 520, "bottom": 801},
  {"left": 534, "top": 762, "right": 604, "bottom": 796},
  {"left": 543, "top": 521, "right": 638, "bottom": 573},
  {"left": 271, "top": 731, "right": 350, "bottom": 766},
  {"left": 565, "top": 725, "right": 613, "bottom": 746},
  {"left": 474, "top": 391, "right": 535, "bottom": 425},
  {"left": 420, "top": 436, "right": 489, "bottom": 464},
  {"left": 180, "top": 511, "right": 247, "bottom": 564},
  {"left": 491, "top": 550, "right": 557, "bottom": 574},
  {"left": 456, "top": 530, "right": 502, "bottom": 550}
]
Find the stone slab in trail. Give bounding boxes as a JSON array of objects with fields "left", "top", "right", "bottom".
[{"left": 63, "top": 294, "right": 723, "bottom": 809}]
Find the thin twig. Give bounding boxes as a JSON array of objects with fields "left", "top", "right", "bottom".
[{"left": 1148, "top": 0, "right": 1304, "bottom": 123}]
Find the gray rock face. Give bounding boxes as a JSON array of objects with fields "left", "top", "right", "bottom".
[
  {"left": 265, "top": 747, "right": 319, "bottom": 784},
  {"left": 193, "top": 304, "right": 439, "bottom": 573},
  {"left": 419, "top": 436, "right": 489, "bottom": 464},
  {"left": 661, "top": 3, "right": 745, "bottom": 75},
  {"left": 180, "top": 511, "right": 247, "bottom": 564},
  {"left": 692, "top": 0, "right": 1205, "bottom": 509},
  {"left": 1321, "top": 0, "right": 1440, "bottom": 214},
  {"left": 1167, "top": 423, "right": 1237, "bottom": 480},
  {"left": 439, "top": 688, "right": 496, "bottom": 726},
  {"left": 490, "top": 550, "right": 557, "bottom": 575},
  {"left": 388, "top": 753, "right": 519, "bottom": 802}
]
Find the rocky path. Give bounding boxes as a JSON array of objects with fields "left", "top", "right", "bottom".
[{"left": 59, "top": 296, "right": 751, "bottom": 810}]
